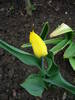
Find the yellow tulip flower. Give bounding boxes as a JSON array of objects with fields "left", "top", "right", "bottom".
[{"left": 29, "top": 30, "right": 48, "bottom": 58}]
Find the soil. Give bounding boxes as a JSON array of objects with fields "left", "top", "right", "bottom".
[{"left": 0, "top": 0, "right": 75, "bottom": 100}]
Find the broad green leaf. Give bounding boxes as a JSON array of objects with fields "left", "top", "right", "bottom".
[
  {"left": 69, "top": 57, "right": 75, "bottom": 70},
  {"left": 44, "top": 72, "right": 75, "bottom": 94},
  {"left": 64, "top": 42, "right": 75, "bottom": 58},
  {"left": 40, "top": 22, "right": 49, "bottom": 40},
  {"left": 50, "top": 23, "right": 73, "bottom": 37},
  {"left": 50, "top": 39, "right": 69, "bottom": 55},
  {"left": 0, "top": 39, "right": 41, "bottom": 67},
  {"left": 21, "top": 74, "right": 45, "bottom": 96},
  {"left": 21, "top": 38, "right": 63, "bottom": 48},
  {"left": 44, "top": 52, "right": 75, "bottom": 94}
]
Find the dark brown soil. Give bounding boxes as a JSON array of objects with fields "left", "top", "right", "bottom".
[{"left": 0, "top": 0, "right": 75, "bottom": 100}]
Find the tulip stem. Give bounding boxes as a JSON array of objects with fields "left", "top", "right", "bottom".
[
  {"left": 42, "top": 57, "right": 44, "bottom": 69},
  {"left": 41, "top": 57, "right": 46, "bottom": 76}
]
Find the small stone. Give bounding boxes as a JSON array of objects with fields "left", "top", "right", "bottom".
[
  {"left": 48, "top": 0, "right": 52, "bottom": 4},
  {"left": 55, "top": 7, "right": 60, "bottom": 11},
  {"left": 0, "top": 8, "right": 5, "bottom": 12},
  {"left": 12, "top": 89, "right": 16, "bottom": 97},
  {"left": 62, "top": 92, "right": 67, "bottom": 100},
  {"left": 65, "top": 11, "right": 68, "bottom": 15},
  {"left": 8, "top": 68, "right": 14, "bottom": 78},
  {"left": 69, "top": 17, "right": 71, "bottom": 20},
  {"left": 12, "top": 56, "right": 16, "bottom": 61},
  {"left": 36, "top": 97, "right": 41, "bottom": 100}
]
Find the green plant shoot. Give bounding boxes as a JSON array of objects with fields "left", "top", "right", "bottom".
[{"left": 0, "top": 22, "right": 75, "bottom": 97}]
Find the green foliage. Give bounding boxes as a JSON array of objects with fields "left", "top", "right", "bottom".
[
  {"left": 21, "top": 38, "right": 63, "bottom": 48},
  {"left": 64, "top": 42, "right": 75, "bottom": 58},
  {"left": 64, "top": 42, "right": 75, "bottom": 70},
  {"left": 44, "top": 72, "right": 75, "bottom": 94},
  {"left": 69, "top": 58, "right": 75, "bottom": 70},
  {"left": 44, "top": 52, "right": 75, "bottom": 94},
  {"left": 40, "top": 22, "right": 49, "bottom": 40},
  {"left": 50, "top": 39, "right": 70, "bottom": 55},
  {"left": 50, "top": 23, "right": 75, "bottom": 71},
  {"left": 21, "top": 22, "right": 63, "bottom": 48},
  {"left": 21, "top": 74, "right": 45, "bottom": 96},
  {"left": 0, "top": 22, "right": 75, "bottom": 96},
  {"left": 0, "top": 39, "right": 41, "bottom": 68},
  {"left": 50, "top": 23, "right": 73, "bottom": 37},
  {"left": 47, "top": 52, "right": 75, "bottom": 95}
]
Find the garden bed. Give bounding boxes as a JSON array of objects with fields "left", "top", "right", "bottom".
[{"left": 0, "top": 0, "right": 75, "bottom": 99}]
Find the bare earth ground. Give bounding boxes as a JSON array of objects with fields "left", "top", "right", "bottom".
[{"left": 0, "top": 0, "right": 75, "bottom": 100}]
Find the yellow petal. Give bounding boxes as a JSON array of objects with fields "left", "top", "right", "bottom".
[{"left": 29, "top": 30, "right": 48, "bottom": 58}]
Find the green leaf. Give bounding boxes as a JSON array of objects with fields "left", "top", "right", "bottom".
[
  {"left": 0, "top": 39, "right": 41, "bottom": 67},
  {"left": 46, "top": 52, "right": 59, "bottom": 76},
  {"left": 50, "top": 23, "right": 73, "bottom": 37},
  {"left": 45, "top": 37, "right": 63, "bottom": 45},
  {"left": 69, "top": 57, "right": 75, "bottom": 70},
  {"left": 50, "top": 39, "right": 70, "bottom": 55},
  {"left": 21, "top": 38, "right": 63, "bottom": 48},
  {"left": 21, "top": 74, "right": 45, "bottom": 96},
  {"left": 46, "top": 57, "right": 52, "bottom": 72},
  {"left": 40, "top": 22, "right": 49, "bottom": 40},
  {"left": 64, "top": 42, "right": 75, "bottom": 58},
  {"left": 44, "top": 52, "right": 75, "bottom": 94},
  {"left": 44, "top": 72, "right": 75, "bottom": 94},
  {"left": 21, "top": 43, "right": 31, "bottom": 48}
]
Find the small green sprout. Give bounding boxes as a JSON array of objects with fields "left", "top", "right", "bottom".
[{"left": 25, "top": 0, "right": 36, "bottom": 15}]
